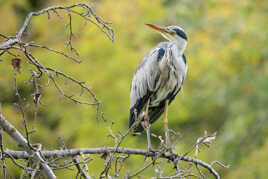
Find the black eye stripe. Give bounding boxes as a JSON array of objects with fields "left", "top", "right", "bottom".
[{"left": 173, "top": 28, "right": 187, "bottom": 40}]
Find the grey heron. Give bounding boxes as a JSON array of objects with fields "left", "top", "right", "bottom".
[{"left": 129, "top": 24, "right": 188, "bottom": 152}]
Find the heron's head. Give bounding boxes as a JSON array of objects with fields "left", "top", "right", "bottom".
[{"left": 146, "top": 24, "right": 187, "bottom": 51}]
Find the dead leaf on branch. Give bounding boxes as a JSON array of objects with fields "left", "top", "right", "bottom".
[{"left": 11, "top": 58, "right": 22, "bottom": 73}]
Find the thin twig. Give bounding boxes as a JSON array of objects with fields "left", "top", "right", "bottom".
[
  {"left": 127, "top": 161, "right": 154, "bottom": 179},
  {"left": 26, "top": 43, "right": 81, "bottom": 63},
  {"left": 73, "top": 156, "right": 91, "bottom": 179},
  {"left": 13, "top": 73, "right": 33, "bottom": 151}
]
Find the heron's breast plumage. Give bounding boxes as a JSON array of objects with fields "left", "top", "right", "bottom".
[{"left": 150, "top": 45, "right": 187, "bottom": 107}]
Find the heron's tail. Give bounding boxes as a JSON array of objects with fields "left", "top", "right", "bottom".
[{"left": 129, "top": 103, "right": 167, "bottom": 135}]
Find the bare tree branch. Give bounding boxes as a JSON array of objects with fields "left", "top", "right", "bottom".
[
  {"left": 0, "top": 3, "right": 113, "bottom": 50},
  {"left": 0, "top": 125, "right": 6, "bottom": 179},
  {"left": 0, "top": 110, "right": 56, "bottom": 179},
  {"left": 127, "top": 161, "right": 154, "bottom": 179},
  {"left": 0, "top": 3, "right": 113, "bottom": 110},
  {"left": 5, "top": 147, "right": 221, "bottom": 179},
  {"left": 73, "top": 156, "right": 91, "bottom": 179}
]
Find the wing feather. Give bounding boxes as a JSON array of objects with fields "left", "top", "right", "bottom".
[{"left": 129, "top": 48, "right": 165, "bottom": 128}]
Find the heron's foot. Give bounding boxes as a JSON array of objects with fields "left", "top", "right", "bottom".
[
  {"left": 146, "top": 148, "right": 159, "bottom": 157},
  {"left": 164, "top": 146, "right": 174, "bottom": 155}
]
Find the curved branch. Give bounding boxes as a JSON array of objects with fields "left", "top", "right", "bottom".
[
  {"left": 0, "top": 3, "right": 114, "bottom": 50},
  {"left": 5, "top": 147, "right": 220, "bottom": 179}
]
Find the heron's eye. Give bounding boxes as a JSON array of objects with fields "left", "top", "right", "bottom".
[{"left": 170, "top": 31, "right": 176, "bottom": 35}]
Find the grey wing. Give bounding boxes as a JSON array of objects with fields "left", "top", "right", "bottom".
[{"left": 129, "top": 48, "right": 165, "bottom": 128}]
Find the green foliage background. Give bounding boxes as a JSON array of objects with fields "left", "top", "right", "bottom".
[{"left": 0, "top": 0, "right": 267, "bottom": 178}]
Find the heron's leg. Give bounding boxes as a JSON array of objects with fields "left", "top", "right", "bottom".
[
  {"left": 144, "top": 99, "right": 152, "bottom": 152},
  {"left": 146, "top": 124, "right": 152, "bottom": 151},
  {"left": 163, "top": 99, "right": 171, "bottom": 151}
]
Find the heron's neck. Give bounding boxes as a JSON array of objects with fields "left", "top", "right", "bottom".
[{"left": 173, "top": 40, "right": 187, "bottom": 55}]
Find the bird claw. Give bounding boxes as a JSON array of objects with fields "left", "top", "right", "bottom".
[
  {"left": 165, "top": 148, "right": 178, "bottom": 163},
  {"left": 146, "top": 148, "right": 159, "bottom": 157},
  {"left": 165, "top": 147, "right": 173, "bottom": 154},
  {"left": 145, "top": 148, "right": 161, "bottom": 165}
]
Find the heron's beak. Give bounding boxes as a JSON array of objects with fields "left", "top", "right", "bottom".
[
  {"left": 145, "top": 24, "right": 174, "bottom": 41},
  {"left": 145, "top": 24, "right": 169, "bottom": 33}
]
